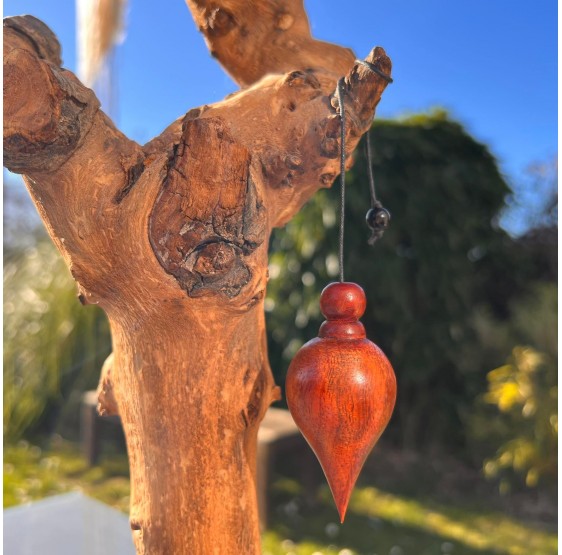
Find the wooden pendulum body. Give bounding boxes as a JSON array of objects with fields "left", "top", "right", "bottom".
[{"left": 286, "top": 282, "right": 397, "bottom": 522}]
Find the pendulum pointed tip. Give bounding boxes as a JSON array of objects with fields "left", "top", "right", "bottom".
[
  {"left": 328, "top": 474, "right": 354, "bottom": 525},
  {"left": 337, "top": 504, "right": 348, "bottom": 524}
]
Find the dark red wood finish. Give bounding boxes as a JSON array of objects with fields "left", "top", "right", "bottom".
[{"left": 286, "top": 282, "right": 397, "bottom": 522}]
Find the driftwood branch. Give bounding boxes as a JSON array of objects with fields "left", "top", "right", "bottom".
[
  {"left": 185, "top": 0, "right": 356, "bottom": 86},
  {"left": 4, "top": 6, "right": 391, "bottom": 554}
]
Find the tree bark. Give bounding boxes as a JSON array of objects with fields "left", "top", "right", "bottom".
[{"left": 3, "top": 6, "right": 391, "bottom": 554}]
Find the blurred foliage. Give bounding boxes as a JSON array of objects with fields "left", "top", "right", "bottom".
[
  {"left": 468, "top": 281, "right": 557, "bottom": 491},
  {"left": 482, "top": 346, "right": 557, "bottom": 489},
  {"left": 3, "top": 237, "right": 111, "bottom": 442},
  {"left": 266, "top": 110, "right": 554, "bottom": 451},
  {"left": 4, "top": 443, "right": 556, "bottom": 555},
  {"left": 3, "top": 440, "right": 129, "bottom": 511},
  {"left": 501, "top": 156, "right": 558, "bottom": 238},
  {"left": 467, "top": 230, "right": 558, "bottom": 490}
]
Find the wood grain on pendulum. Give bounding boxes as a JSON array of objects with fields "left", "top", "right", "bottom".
[{"left": 286, "top": 282, "right": 396, "bottom": 521}]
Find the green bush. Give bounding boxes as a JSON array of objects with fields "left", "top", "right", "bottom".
[{"left": 469, "top": 283, "right": 557, "bottom": 490}]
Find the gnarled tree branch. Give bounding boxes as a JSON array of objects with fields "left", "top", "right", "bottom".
[{"left": 185, "top": 0, "right": 355, "bottom": 86}]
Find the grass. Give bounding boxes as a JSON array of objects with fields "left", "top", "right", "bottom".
[
  {"left": 262, "top": 479, "right": 557, "bottom": 555},
  {"left": 4, "top": 442, "right": 557, "bottom": 555}
]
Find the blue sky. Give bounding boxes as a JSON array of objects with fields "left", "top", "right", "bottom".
[{"left": 4, "top": 0, "right": 558, "bottom": 232}]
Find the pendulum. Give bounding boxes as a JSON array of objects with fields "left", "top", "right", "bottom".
[
  {"left": 285, "top": 281, "right": 396, "bottom": 522},
  {"left": 286, "top": 74, "right": 396, "bottom": 523},
  {"left": 285, "top": 73, "right": 397, "bottom": 523}
]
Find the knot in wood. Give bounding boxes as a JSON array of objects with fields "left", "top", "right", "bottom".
[
  {"left": 149, "top": 117, "right": 266, "bottom": 299},
  {"left": 205, "top": 7, "right": 236, "bottom": 37},
  {"left": 275, "top": 12, "right": 294, "bottom": 31},
  {"left": 283, "top": 69, "right": 321, "bottom": 90}
]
